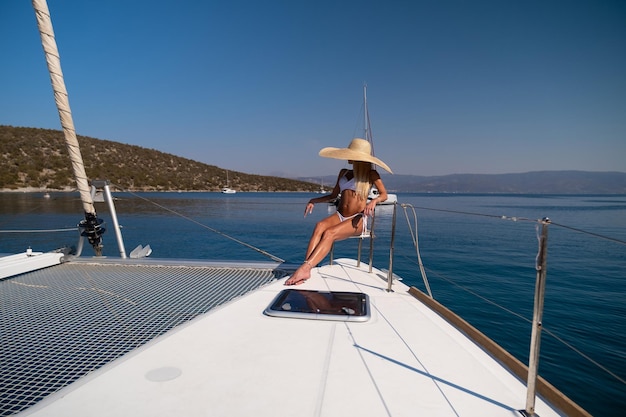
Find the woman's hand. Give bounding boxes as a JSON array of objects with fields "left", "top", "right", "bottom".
[
  {"left": 364, "top": 199, "right": 377, "bottom": 216},
  {"left": 304, "top": 201, "right": 315, "bottom": 217}
]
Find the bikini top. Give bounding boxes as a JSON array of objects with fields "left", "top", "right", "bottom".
[{"left": 338, "top": 170, "right": 356, "bottom": 192}]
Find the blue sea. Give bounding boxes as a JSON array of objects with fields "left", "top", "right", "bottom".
[{"left": 1, "top": 192, "right": 625, "bottom": 416}]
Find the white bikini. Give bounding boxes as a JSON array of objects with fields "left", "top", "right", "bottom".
[{"left": 336, "top": 171, "right": 368, "bottom": 235}]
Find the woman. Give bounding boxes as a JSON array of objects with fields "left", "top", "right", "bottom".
[{"left": 285, "top": 138, "right": 392, "bottom": 285}]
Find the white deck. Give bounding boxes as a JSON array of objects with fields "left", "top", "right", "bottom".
[
  {"left": 0, "top": 251, "right": 64, "bottom": 279},
  {"left": 22, "top": 259, "right": 563, "bottom": 417}
]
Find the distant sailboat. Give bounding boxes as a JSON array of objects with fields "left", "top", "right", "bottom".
[
  {"left": 317, "top": 178, "right": 326, "bottom": 193},
  {"left": 221, "top": 170, "right": 236, "bottom": 194}
]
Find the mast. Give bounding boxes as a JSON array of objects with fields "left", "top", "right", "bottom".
[
  {"left": 363, "top": 84, "right": 375, "bottom": 154},
  {"left": 32, "top": 0, "right": 105, "bottom": 255}
]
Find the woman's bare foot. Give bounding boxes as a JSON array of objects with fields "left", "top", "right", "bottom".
[{"left": 285, "top": 262, "right": 312, "bottom": 285}]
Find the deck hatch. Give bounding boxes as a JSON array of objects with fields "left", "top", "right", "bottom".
[{"left": 264, "top": 289, "right": 370, "bottom": 322}]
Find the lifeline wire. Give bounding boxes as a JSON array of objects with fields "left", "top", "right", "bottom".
[
  {"left": 407, "top": 205, "right": 626, "bottom": 246},
  {"left": 400, "top": 204, "right": 626, "bottom": 388},
  {"left": 111, "top": 184, "right": 286, "bottom": 263},
  {"left": 551, "top": 221, "right": 626, "bottom": 246},
  {"left": 0, "top": 228, "right": 76, "bottom": 233},
  {"left": 411, "top": 258, "right": 626, "bottom": 387}
]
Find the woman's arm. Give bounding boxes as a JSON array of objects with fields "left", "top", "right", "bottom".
[
  {"left": 364, "top": 170, "right": 387, "bottom": 216},
  {"left": 304, "top": 169, "right": 345, "bottom": 217}
]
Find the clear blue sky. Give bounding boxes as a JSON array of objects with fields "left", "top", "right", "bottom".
[{"left": 1, "top": 0, "right": 625, "bottom": 177}]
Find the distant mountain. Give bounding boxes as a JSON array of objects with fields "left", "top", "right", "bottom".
[
  {"left": 0, "top": 126, "right": 319, "bottom": 192},
  {"left": 301, "top": 171, "right": 626, "bottom": 194},
  {"left": 3, "top": 125, "right": 623, "bottom": 194}
]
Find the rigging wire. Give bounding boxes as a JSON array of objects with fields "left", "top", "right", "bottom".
[
  {"left": 399, "top": 204, "right": 626, "bottom": 387},
  {"left": 407, "top": 205, "right": 626, "bottom": 245},
  {"left": 0, "top": 228, "right": 76, "bottom": 233},
  {"left": 0, "top": 201, "right": 77, "bottom": 234},
  {"left": 399, "top": 253, "right": 626, "bottom": 387},
  {"left": 550, "top": 221, "right": 626, "bottom": 245},
  {"left": 112, "top": 185, "right": 286, "bottom": 263}
]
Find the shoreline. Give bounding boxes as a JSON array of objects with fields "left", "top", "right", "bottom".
[
  {"left": 2, "top": 188, "right": 624, "bottom": 196},
  {"left": 0, "top": 188, "right": 309, "bottom": 194},
  {"left": 0, "top": 188, "right": 74, "bottom": 193}
]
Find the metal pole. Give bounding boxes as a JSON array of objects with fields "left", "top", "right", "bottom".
[
  {"left": 368, "top": 208, "right": 376, "bottom": 273},
  {"left": 525, "top": 217, "right": 550, "bottom": 415},
  {"left": 103, "top": 182, "right": 127, "bottom": 258},
  {"left": 386, "top": 202, "right": 397, "bottom": 292},
  {"left": 92, "top": 180, "right": 127, "bottom": 259}
]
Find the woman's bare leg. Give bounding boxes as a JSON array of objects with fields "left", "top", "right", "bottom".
[
  {"left": 305, "top": 217, "right": 363, "bottom": 267},
  {"left": 286, "top": 214, "right": 341, "bottom": 285},
  {"left": 304, "top": 214, "right": 340, "bottom": 259},
  {"left": 285, "top": 216, "right": 363, "bottom": 285}
]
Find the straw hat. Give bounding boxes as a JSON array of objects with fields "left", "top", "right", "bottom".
[{"left": 319, "top": 138, "right": 393, "bottom": 173}]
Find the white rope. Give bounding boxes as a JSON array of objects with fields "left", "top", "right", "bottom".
[
  {"left": 32, "top": 0, "right": 94, "bottom": 215},
  {"left": 400, "top": 203, "right": 432, "bottom": 297}
]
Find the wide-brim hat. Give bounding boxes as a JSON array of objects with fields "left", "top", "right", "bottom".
[{"left": 319, "top": 138, "right": 393, "bottom": 173}]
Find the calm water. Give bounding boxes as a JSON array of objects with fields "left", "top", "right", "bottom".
[{"left": 1, "top": 192, "right": 625, "bottom": 416}]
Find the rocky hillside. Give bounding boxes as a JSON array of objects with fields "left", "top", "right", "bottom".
[{"left": 0, "top": 126, "right": 318, "bottom": 192}]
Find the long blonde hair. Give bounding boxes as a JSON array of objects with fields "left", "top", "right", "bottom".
[{"left": 352, "top": 161, "right": 373, "bottom": 200}]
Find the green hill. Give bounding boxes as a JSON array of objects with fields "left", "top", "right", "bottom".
[{"left": 0, "top": 125, "right": 318, "bottom": 192}]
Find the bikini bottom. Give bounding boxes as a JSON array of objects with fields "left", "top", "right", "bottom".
[{"left": 336, "top": 211, "right": 368, "bottom": 236}]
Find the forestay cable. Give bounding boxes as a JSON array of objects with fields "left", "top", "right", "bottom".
[{"left": 114, "top": 185, "right": 285, "bottom": 263}]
